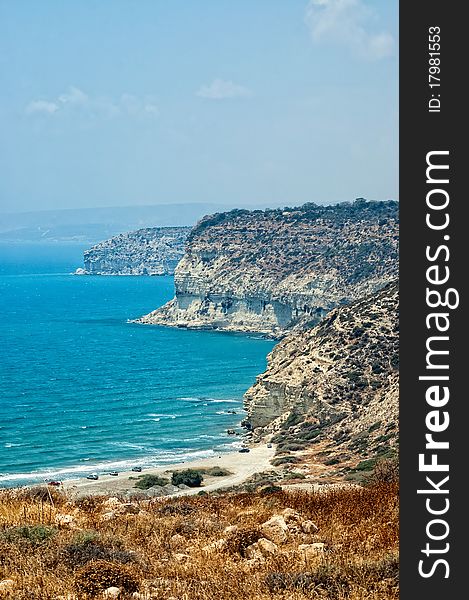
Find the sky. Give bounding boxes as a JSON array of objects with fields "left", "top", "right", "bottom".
[{"left": 0, "top": 0, "right": 398, "bottom": 213}]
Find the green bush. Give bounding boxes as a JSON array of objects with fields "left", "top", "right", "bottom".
[
  {"left": 2, "top": 525, "right": 57, "bottom": 545},
  {"left": 171, "top": 469, "right": 203, "bottom": 488},
  {"left": 134, "top": 474, "right": 169, "bottom": 490}
]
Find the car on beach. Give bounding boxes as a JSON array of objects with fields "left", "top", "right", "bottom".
[
  {"left": 86, "top": 473, "right": 99, "bottom": 480},
  {"left": 238, "top": 447, "right": 250, "bottom": 453},
  {"left": 108, "top": 471, "right": 119, "bottom": 476},
  {"left": 47, "top": 480, "right": 62, "bottom": 486},
  {"left": 131, "top": 466, "right": 142, "bottom": 472}
]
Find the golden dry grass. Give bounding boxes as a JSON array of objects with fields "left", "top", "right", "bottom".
[{"left": 0, "top": 481, "right": 398, "bottom": 600}]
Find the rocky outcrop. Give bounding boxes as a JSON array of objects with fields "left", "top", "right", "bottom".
[
  {"left": 243, "top": 282, "right": 399, "bottom": 458},
  {"left": 79, "top": 227, "right": 190, "bottom": 276},
  {"left": 136, "top": 200, "right": 398, "bottom": 336}
]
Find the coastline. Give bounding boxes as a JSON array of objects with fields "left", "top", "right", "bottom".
[{"left": 61, "top": 443, "right": 275, "bottom": 498}]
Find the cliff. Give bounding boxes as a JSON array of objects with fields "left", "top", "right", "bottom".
[
  {"left": 79, "top": 227, "right": 190, "bottom": 276},
  {"left": 244, "top": 281, "right": 399, "bottom": 464},
  {"left": 136, "top": 200, "right": 398, "bottom": 336}
]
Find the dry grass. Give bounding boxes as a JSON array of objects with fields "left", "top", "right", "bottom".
[{"left": 0, "top": 481, "right": 398, "bottom": 599}]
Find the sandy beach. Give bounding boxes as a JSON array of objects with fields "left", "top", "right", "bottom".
[{"left": 63, "top": 443, "right": 275, "bottom": 498}]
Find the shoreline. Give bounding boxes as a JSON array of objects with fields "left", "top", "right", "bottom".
[{"left": 49, "top": 443, "right": 276, "bottom": 498}]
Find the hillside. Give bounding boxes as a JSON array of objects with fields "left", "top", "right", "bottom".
[
  {"left": 244, "top": 282, "right": 399, "bottom": 477},
  {"left": 136, "top": 200, "right": 398, "bottom": 336},
  {"left": 79, "top": 227, "right": 190, "bottom": 276},
  {"left": 0, "top": 481, "right": 398, "bottom": 599}
]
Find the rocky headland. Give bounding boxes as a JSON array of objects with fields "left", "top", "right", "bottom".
[
  {"left": 135, "top": 200, "right": 398, "bottom": 336},
  {"left": 77, "top": 227, "right": 190, "bottom": 276},
  {"left": 243, "top": 281, "right": 399, "bottom": 473}
]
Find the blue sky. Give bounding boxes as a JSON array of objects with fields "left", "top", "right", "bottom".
[{"left": 0, "top": 0, "right": 398, "bottom": 213}]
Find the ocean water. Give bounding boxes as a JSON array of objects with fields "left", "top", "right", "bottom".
[{"left": 0, "top": 244, "right": 275, "bottom": 487}]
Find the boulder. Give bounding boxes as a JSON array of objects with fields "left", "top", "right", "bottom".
[
  {"left": 301, "top": 520, "right": 319, "bottom": 534},
  {"left": 0, "top": 580, "right": 15, "bottom": 592},
  {"left": 244, "top": 544, "right": 265, "bottom": 561},
  {"left": 298, "top": 543, "right": 325, "bottom": 559},
  {"left": 261, "top": 515, "right": 289, "bottom": 544},
  {"left": 257, "top": 537, "right": 278, "bottom": 556},
  {"left": 54, "top": 513, "right": 77, "bottom": 528},
  {"left": 121, "top": 503, "right": 140, "bottom": 515},
  {"left": 282, "top": 508, "right": 302, "bottom": 524},
  {"left": 202, "top": 539, "right": 227, "bottom": 553}
]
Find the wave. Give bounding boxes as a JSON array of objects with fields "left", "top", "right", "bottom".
[{"left": 0, "top": 447, "right": 222, "bottom": 486}]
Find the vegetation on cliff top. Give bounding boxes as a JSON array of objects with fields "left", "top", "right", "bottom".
[{"left": 0, "top": 478, "right": 398, "bottom": 599}]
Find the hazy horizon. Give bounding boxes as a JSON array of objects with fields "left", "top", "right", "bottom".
[{"left": 1, "top": 1, "right": 398, "bottom": 213}]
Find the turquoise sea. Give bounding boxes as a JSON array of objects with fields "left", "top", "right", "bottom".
[{"left": 0, "top": 244, "right": 275, "bottom": 487}]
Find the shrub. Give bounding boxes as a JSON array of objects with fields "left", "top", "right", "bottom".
[
  {"left": 159, "top": 502, "right": 196, "bottom": 516},
  {"left": 226, "top": 527, "right": 262, "bottom": 557},
  {"left": 171, "top": 469, "right": 203, "bottom": 488},
  {"left": 63, "top": 533, "right": 137, "bottom": 568},
  {"left": 134, "top": 474, "right": 169, "bottom": 490},
  {"left": 74, "top": 559, "right": 139, "bottom": 596},
  {"left": 2, "top": 525, "right": 57, "bottom": 545},
  {"left": 271, "top": 456, "right": 301, "bottom": 466}
]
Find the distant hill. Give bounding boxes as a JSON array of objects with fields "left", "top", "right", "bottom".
[{"left": 0, "top": 202, "right": 283, "bottom": 245}]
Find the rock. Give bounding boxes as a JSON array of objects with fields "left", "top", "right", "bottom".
[
  {"left": 223, "top": 525, "right": 238, "bottom": 535},
  {"left": 161, "top": 484, "right": 181, "bottom": 495},
  {"left": 202, "top": 539, "right": 227, "bottom": 553},
  {"left": 103, "top": 497, "right": 122, "bottom": 509},
  {"left": 137, "top": 202, "right": 398, "bottom": 343},
  {"left": 0, "top": 580, "right": 15, "bottom": 592},
  {"left": 177, "top": 484, "right": 190, "bottom": 490},
  {"left": 102, "top": 511, "right": 117, "bottom": 521},
  {"left": 54, "top": 514, "right": 77, "bottom": 528},
  {"left": 82, "top": 227, "right": 189, "bottom": 276},
  {"left": 301, "top": 520, "right": 319, "bottom": 534},
  {"left": 173, "top": 553, "right": 190, "bottom": 563},
  {"left": 257, "top": 538, "right": 278, "bottom": 556},
  {"left": 298, "top": 543, "right": 326, "bottom": 559},
  {"left": 121, "top": 503, "right": 140, "bottom": 514},
  {"left": 244, "top": 544, "right": 265, "bottom": 562},
  {"left": 103, "top": 587, "right": 121, "bottom": 598},
  {"left": 169, "top": 534, "right": 186, "bottom": 549},
  {"left": 282, "top": 508, "right": 302, "bottom": 524},
  {"left": 261, "top": 515, "right": 289, "bottom": 544}
]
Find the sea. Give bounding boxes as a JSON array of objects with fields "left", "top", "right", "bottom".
[{"left": 0, "top": 244, "right": 275, "bottom": 488}]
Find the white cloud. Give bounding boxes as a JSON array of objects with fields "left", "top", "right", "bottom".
[
  {"left": 304, "top": 0, "right": 395, "bottom": 60},
  {"left": 25, "top": 100, "right": 59, "bottom": 115},
  {"left": 58, "top": 86, "right": 89, "bottom": 106},
  {"left": 196, "top": 79, "right": 252, "bottom": 100},
  {"left": 25, "top": 87, "right": 159, "bottom": 119}
]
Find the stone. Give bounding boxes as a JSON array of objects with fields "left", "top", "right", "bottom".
[
  {"left": 0, "top": 580, "right": 15, "bottom": 592},
  {"left": 257, "top": 537, "right": 278, "bottom": 556},
  {"left": 173, "top": 553, "right": 190, "bottom": 563},
  {"left": 103, "top": 587, "right": 121, "bottom": 598},
  {"left": 282, "top": 508, "right": 302, "bottom": 524},
  {"left": 261, "top": 515, "right": 289, "bottom": 544},
  {"left": 298, "top": 543, "right": 326, "bottom": 559},
  {"left": 121, "top": 503, "right": 140, "bottom": 514},
  {"left": 54, "top": 514, "right": 77, "bottom": 528},
  {"left": 103, "top": 497, "right": 122, "bottom": 509},
  {"left": 301, "top": 520, "right": 319, "bottom": 534},
  {"left": 102, "top": 511, "right": 117, "bottom": 521},
  {"left": 244, "top": 544, "right": 265, "bottom": 562},
  {"left": 202, "top": 539, "right": 226, "bottom": 553},
  {"left": 223, "top": 525, "right": 238, "bottom": 535}
]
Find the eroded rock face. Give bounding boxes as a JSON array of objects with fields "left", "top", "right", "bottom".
[
  {"left": 244, "top": 282, "right": 399, "bottom": 455},
  {"left": 81, "top": 227, "right": 190, "bottom": 276},
  {"left": 136, "top": 200, "right": 398, "bottom": 336}
]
